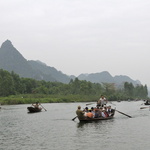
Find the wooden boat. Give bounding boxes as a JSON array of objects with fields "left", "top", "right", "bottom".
[
  {"left": 27, "top": 107, "right": 42, "bottom": 113},
  {"left": 144, "top": 100, "right": 150, "bottom": 105},
  {"left": 144, "top": 103, "right": 150, "bottom": 105},
  {"left": 78, "top": 116, "right": 114, "bottom": 122},
  {"left": 78, "top": 110, "right": 115, "bottom": 122}
]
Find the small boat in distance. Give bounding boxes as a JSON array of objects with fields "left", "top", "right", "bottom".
[
  {"left": 144, "top": 100, "right": 150, "bottom": 105},
  {"left": 27, "top": 107, "right": 42, "bottom": 113}
]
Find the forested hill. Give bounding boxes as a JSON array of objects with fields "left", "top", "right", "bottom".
[
  {"left": 0, "top": 40, "right": 142, "bottom": 86},
  {"left": 0, "top": 69, "right": 148, "bottom": 101}
]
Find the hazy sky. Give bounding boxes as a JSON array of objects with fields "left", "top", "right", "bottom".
[{"left": 0, "top": 0, "right": 150, "bottom": 87}]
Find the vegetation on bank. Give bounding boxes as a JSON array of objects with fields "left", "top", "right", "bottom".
[
  {"left": 0, "top": 94, "right": 98, "bottom": 105},
  {"left": 0, "top": 69, "right": 149, "bottom": 105}
]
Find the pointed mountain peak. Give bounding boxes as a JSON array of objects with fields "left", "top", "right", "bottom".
[{"left": 1, "top": 40, "right": 14, "bottom": 49}]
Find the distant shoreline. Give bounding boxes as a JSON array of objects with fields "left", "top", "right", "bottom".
[{"left": 0, "top": 94, "right": 98, "bottom": 105}]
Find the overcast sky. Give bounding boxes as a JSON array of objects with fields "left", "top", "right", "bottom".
[{"left": 0, "top": 0, "right": 150, "bottom": 87}]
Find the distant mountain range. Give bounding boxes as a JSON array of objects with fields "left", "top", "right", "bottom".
[
  {"left": 0, "top": 40, "right": 141, "bottom": 87},
  {"left": 78, "top": 72, "right": 141, "bottom": 87}
]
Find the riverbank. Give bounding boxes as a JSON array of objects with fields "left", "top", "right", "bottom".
[{"left": 0, "top": 94, "right": 98, "bottom": 105}]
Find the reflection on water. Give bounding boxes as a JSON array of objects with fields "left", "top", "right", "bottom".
[{"left": 0, "top": 101, "right": 150, "bottom": 150}]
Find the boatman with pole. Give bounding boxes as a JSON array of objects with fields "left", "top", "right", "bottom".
[{"left": 97, "top": 95, "right": 108, "bottom": 107}]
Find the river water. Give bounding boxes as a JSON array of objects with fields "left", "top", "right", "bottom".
[{"left": 0, "top": 101, "right": 150, "bottom": 150}]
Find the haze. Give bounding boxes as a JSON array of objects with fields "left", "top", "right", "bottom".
[{"left": 0, "top": 0, "right": 150, "bottom": 87}]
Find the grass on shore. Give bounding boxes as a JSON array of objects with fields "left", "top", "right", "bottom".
[{"left": 0, "top": 94, "right": 98, "bottom": 105}]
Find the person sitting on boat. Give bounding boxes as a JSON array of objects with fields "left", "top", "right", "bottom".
[
  {"left": 102, "top": 109, "right": 109, "bottom": 118},
  {"left": 107, "top": 106, "right": 115, "bottom": 116},
  {"left": 91, "top": 107, "right": 95, "bottom": 117},
  {"left": 94, "top": 106, "right": 102, "bottom": 118},
  {"left": 99, "top": 95, "right": 107, "bottom": 107},
  {"left": 99, "top": 107, "right": 103, "bottom": 117},
  {"left": 76, "top": 106, "right": 85, "bottom": 119},
  {"left": 84, "top": 107, "right": 89, "bottom": 112},
  {"left": 86, "top": 110, "right": 94, "bottom": 118},
  {"left": 83, "top": 107, "right": 89, "bottom": 116},
  {"left": 32, "top": 102, "right": 41, "bottom": 109}
]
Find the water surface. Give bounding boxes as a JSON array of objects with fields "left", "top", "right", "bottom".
[{"left": 0, "top": 101, "right": 150, "bottom": 150}]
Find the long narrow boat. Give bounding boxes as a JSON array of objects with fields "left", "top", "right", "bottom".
[
  {"left": 27, "top": 107, "right": 42, "bottom": 113},
  {"left": 78, "top": 110, "right": 115, "bottom": 122}
]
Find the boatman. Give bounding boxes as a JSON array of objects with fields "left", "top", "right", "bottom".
[
  {"left": 98, "top": 95, "right": 108, "bottom": 107},
  {"left": 76, "top": 106, "right": 85, "bottom": 119},
  {"left": 32, "top": 102, "right": 41, "bottom": 108}
]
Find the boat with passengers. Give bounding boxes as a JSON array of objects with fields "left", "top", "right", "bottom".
[
  {"left": 27, "top": 106, "right": 42, "bottom": 113},
  {"left": 27, "top": 102, "right": 42, "bottom": 113},
  {"left": 75, "top": 105, "right": 115, "bottom": 122},
  {"left": 78, "top": 114, "right": 115, "bottom": 122}
]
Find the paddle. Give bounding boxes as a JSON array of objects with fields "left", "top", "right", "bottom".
[
  {"left": 108, "top": 101, "right": 116, "bottom": 106},
  {"left": 40, "top": 104, "right": 47, "bottom": 111},
  {"left": 72, "top": 116, "right": 78, "bottom": 121},
  {"left": 86, "top": 102, "right": 95, "bottom": 106},
  {"left": 116, "top": 110, "right": 132, "bottom": 118},
  {"left": 140, "top": 106, "right": 150, "bottom": 109}
]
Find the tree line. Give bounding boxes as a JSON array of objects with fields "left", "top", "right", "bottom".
[{"left": 0, "top": 69, "right": 148, "bottom": 101}]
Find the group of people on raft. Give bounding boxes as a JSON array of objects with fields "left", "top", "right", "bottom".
[{"left": 76, "top": 95, "right": 115, "bottom": 119}]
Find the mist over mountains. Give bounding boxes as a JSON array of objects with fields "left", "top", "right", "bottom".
[{"left": 0, "top": 40, "right": 141, "bottom": 87}]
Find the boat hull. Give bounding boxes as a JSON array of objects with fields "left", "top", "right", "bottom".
[
  {"left": 27, "top": 107, "right": 42, "bottom": 113},
  {"left": 144, "top": 103, "right": 150, "bottom": 105},
  {"left": 78, "top": 116, "right": 114, "bottom": 122}
]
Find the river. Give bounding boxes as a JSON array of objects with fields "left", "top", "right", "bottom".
[{"left": 0, "top": 101, "right": 150, "bottom": 150}]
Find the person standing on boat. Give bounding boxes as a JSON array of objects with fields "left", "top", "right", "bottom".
[
  {"left": 99, "top": 95, "right": 107, "bottom": 107},
  {"left": 76, "top": 106, "right": 85, "bottom": 119}
]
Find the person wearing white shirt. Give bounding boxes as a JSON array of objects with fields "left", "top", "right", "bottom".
[{"left": 99, "top": 95, "right": 107, "bottom": 107}]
